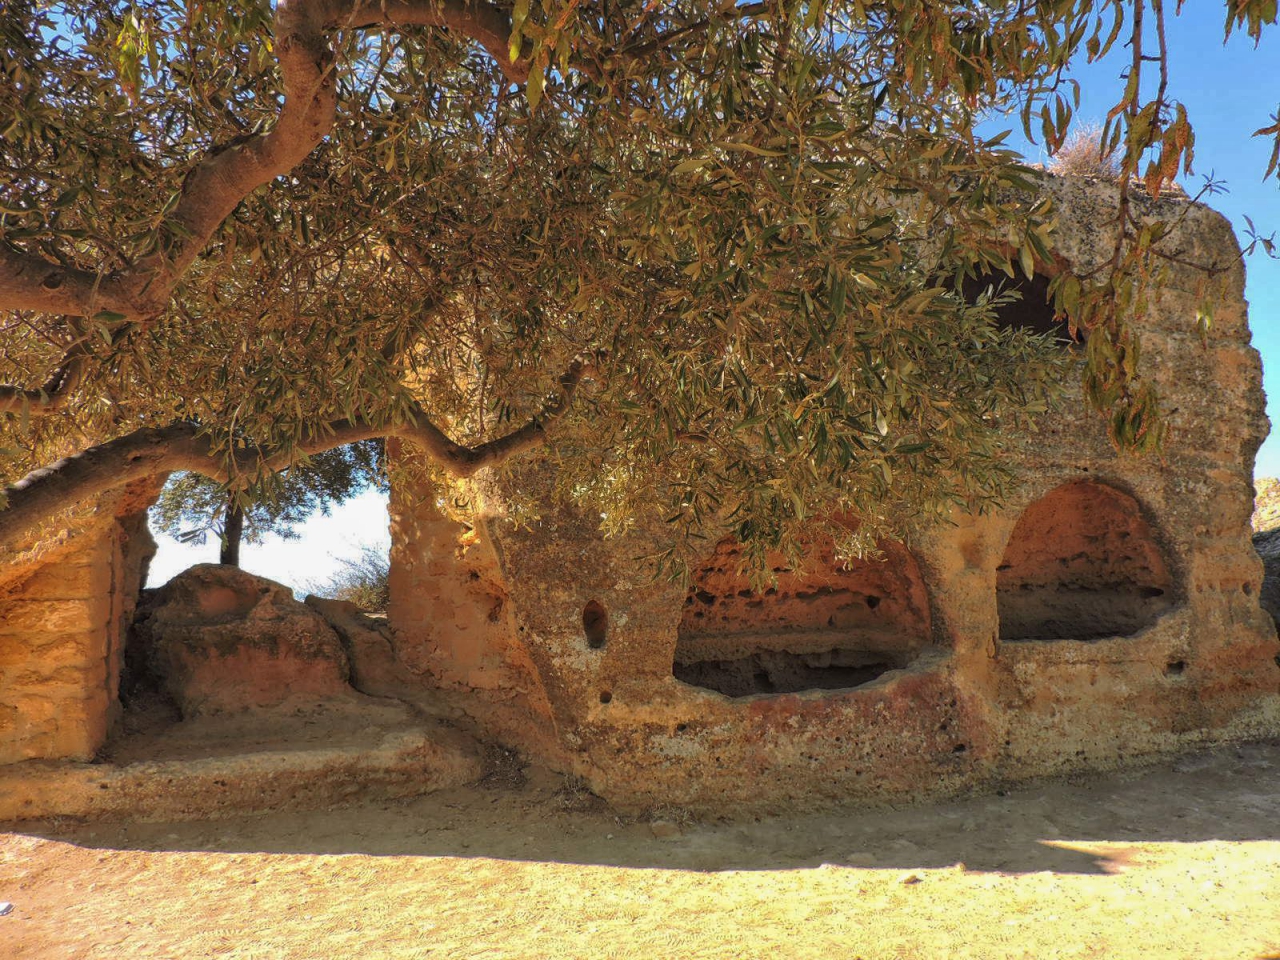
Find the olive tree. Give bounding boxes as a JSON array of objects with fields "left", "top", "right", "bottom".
[
  {"left": 151, "top": 440, "right": 385, "bottom": 566},
  {"left": 1, "top": 0, "right": 1276, "bottom": 568}
]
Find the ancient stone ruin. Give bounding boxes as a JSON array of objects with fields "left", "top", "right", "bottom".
[{"left": 3, "top": 175, "right": 1279, "bottom": 819}]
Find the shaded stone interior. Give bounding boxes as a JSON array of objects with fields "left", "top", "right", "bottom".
[
  {"left": 962, "top": 271, "right": 1074, "bottom": 342},
  {"left": 997, "top": 481, "right": 1174, "bottom": 641},
  {"left": 674, "top": 650, "right": 907, "bottom": 699},
  {"left": 673, "top": 537, "right": 931, "bottom": 697},
  {"left": 583, "top": 600, "right": 608, "bottom": 649}
]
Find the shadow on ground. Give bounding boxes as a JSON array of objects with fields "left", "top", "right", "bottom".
[{"left": 9, "top": 740, "right": 1279, "bottom": 878}]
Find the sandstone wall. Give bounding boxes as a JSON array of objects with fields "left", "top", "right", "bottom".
[
  {"left": 0, "top": 481, "right": 159, "bottom": 764},
  {"left": 3, "top": 175, "right": 1276, "bottom": 816},
  {"left": 387, "top": 176, "right": 1280, "bottom": 812},
  {"left": 386, "top": 446, "right": 560, "bottom": 753}
]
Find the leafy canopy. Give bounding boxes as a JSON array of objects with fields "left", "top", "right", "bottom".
[{"left": 0, "top": 0, "right": 1277, "bottom": 567}]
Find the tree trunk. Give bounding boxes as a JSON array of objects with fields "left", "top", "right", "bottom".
[{"left": 221, "top": 497, "right": 244, "bottom": 567}]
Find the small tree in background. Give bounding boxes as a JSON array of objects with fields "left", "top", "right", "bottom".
[
  {"left": 307, "top": 545, "right": 391, "bottom": 612},
  {"left": 151, "top": 441, "right": 386, "bottom": 567}
]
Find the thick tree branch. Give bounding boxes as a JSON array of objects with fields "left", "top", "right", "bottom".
[
  {"left": 0, "top": 353, "right": 85, "bottom": 415},
  {"left": 0, "top": 356, "right": 594, "bottom": 546},
  {"left": 0, "top": 324, "right": 135, "bottom": 418},
  {"left": 334, "top": 0, "right": 528, "bottom": 79},
  {"left": 0, "top": 246, "right": 134, "bottom": 317},
  {"left": 0, "top": 0, "right": 524, "bottom": 412}
]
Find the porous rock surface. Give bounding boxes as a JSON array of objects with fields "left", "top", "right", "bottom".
[
  {"left": 304, "top": 595, "right": 407, "bottom": 696},
  {"left": 3, "top": 172, "right": 1280, "bottom": 819},
  {"left": 1250, "top": 477, "right": 1280, "bottom": 626},
  {"left": 0, "top": 478, "right": 161, "bottom": 764},
  {"left": 131, "top": 565, "right": 352, "bottom": 717},
  {"left": 384, "top": 175, "right": 1280, "bottom": 813}
]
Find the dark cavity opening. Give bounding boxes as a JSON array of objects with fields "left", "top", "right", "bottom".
[
  {"left": 962, "top": 271, "right": 1074, "bottom": 342},
  {"left": 998, "top": 481, "right": 1175, "bottom": 642},
  {"left": 673, "top": 652, "right": 901, "bottom": 699},
  {"left": 1164, "top": 660, "right": 1187, "bottom": 677},
  {"left": 672, "top": 535, "right": 932, "bottom": 698},
  {"left": 583, "top": 600, "right": 608, "bottom": 649}
]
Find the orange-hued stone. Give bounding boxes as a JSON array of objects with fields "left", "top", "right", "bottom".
[{"left": 3, "top": 175, "right": 1280, "bottom": 817}]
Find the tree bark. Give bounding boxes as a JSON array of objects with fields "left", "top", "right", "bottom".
[
  {"left": 221, "top": 497, "right": 245, "bottom": 567},
  {"left": 0, "top": 358, "right": 596, "bottom": 549},
  {"left": 0, "top": 0, "right": 527, "bottom": 418}
]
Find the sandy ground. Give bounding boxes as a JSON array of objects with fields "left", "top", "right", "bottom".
[{"left": 2, "top": 743, "right": 1279, "bottom": 960}]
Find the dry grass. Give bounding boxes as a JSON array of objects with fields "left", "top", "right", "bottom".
[
  {"left": 1049, "top": 122, "right": 1122, "bottom": 179},
  {"left": 306, "top": 544, "right": 389, "bottom": 611}
]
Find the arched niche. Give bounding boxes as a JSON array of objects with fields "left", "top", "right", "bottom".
[
  {"left": 962, "top": 271, "right": 1076, "bottom": 343},
  {"left": 997, "top": 481, "right": 1174, "bottom": 641},
  {"left": 673, "top": 536, "right": 933, "bottom": 698}
]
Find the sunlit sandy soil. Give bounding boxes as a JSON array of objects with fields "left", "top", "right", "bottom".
[{"left": 3, "top": 743, "right": 1279, "bottom": 959}]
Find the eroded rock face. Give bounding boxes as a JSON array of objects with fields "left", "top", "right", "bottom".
[
  {"left": 1251, "top": 481, "right": 1280, "bottom": 629},
  {"left": 996, "top": 480, "right": 1174, "bottom": 641},
  {"left": 304, "top": 595, "right": 406, "bottom": 696},
  {"left": 0, "top": 478, "right": 161, "bottom": 764},
  {"left": 1252, "top": 529, "right": 1280, "bottom": 628},
  {"left": 674, "top": 536, "right": 932, "bottom": 697},
  {"left": 385, "top": 175, "right": 1280, "bottom": 813},
  {"left": 4, "top": 173, "right": 1279, "bottom": 816},
  {"left": 132, "top": 565, "right": 352, "bottom": 717}
]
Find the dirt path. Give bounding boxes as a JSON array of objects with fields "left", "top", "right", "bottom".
[{"left": 3, "top": 743, "right": 1280, "bottom": 960}]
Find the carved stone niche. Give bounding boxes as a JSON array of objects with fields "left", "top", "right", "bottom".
[
  {"left": 673, "top": 536, "right": 933, "bottom": 697},
  {"left": 997, "top": 480, "right": 1174, "bottom": 642}
]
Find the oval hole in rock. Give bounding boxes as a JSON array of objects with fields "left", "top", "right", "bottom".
[
  {"left": 583, "top": 600, "right": 608, "bottom": 649},
  {"left": 1164, "top": 659, "right": 1187, "bottom": 677},
  {"left": 599, "top": 690, "right": 612, "bottom": 704}
]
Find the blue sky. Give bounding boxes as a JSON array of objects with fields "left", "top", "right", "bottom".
[
  {"left": 979, "top": 5, "right": 1280, "bottom": 472},
  {"left": 147, "top": 486, "right": 392, "bottom": 592},
  {"left": 147, "top": 7, "right": 1280, "bottom": 590}
]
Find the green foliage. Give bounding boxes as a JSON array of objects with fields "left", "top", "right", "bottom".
[
  {"left": 150, "top": 440, "right": 385, "bottom": 550},
  {"left": 0, "top": 0, "right": 1276, "bottom": 567}
]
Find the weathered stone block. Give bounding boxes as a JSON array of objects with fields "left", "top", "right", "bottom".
[
  {"left": 0, "top": 599, "right": 105, "bottom": 636},
  {"left": 304, "top": 595, "right": 405, "bottom": 696},
  {"left": 134, "top": 564, "right": 352, "bottom": 716},
  {"left": 12, "top": 562, "right": 106, "bottom": 602},
  {"left": 382, "top": 176, "right": 1280, "bottom": 813}
]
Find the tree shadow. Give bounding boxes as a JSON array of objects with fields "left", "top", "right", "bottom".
[{"left": 11, "top": 741, "right": 1280, "bottom": 878}]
